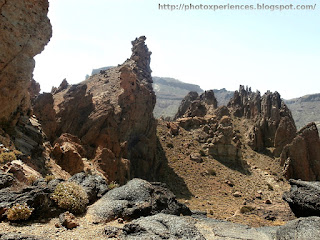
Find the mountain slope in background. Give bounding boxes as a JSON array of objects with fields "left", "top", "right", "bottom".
[
  {"left": 212, "top": 88, "right": 234, "bottom": 107},
  {"left": 88, "top": 70, "right": 319, "bottom": 131},
  {"left": 152, "top": 77, "right": 203, "bottom": 118},
  {"left": 285, "top": 93, "right": 320, "bottom": 131}
]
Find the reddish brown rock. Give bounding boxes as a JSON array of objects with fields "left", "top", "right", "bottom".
[
  {"left": 274, "top": 116, "right": 297, "bottom": 157},
  {"left": 1, "top": 160, "right": 42, "bottom": 184},
  {"left": 166, "top": 122, "right": 179, "bottom": 136},
  {"left": 0, "top": 0, "right": 51, "bottom": 124},
  {"left": 229, "top": 86, "right": 296, "bottom": 154},
  {"left": 175, "top": 90, "right": 217, "bottom": 119},
  {"left": 174, "top": 92, "right": 199, "bottom": 119},
  {"left": 51, "top": 134, "right": 85, "bottom": 175},
  {"left": 28, "top": 79, "right": 41, "bottom": 100},
  {"left": 207, "top": 116, "right": 242, "bottom": 164},
  {"left": 34, "top": 37, "right": 159, "bottom": 184},
  {"left": 59, "top": 211, "right": 79, "bottom": 229},
  {"left": 227, "top": 85, "right": 261, "bottom": 119},
  {"left": 281, "top": 122, "right": 320, "bottom": 180}
]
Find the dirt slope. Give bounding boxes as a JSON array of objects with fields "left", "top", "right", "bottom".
[{"left": 157, "top": 116, "right": 295, "bottom": 227}]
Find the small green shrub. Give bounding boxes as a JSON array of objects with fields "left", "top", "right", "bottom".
[
  {"left": 0, "top": 152, "right": 16, "bottom": 163},
  {"left": 6, "top": 203, "right": 33, "bottom": 221},
  {"left": 51, "top": 182, "right": 88, "bottom": 214},
  {"left": 45, "top": 175, "right": 56, "bottom": 183},
  {"left": 26, "top": 175, "right": 38, "bottom": 185},
  {"left": 108, "top": 181, "right": 119, "bottom": 190},
  {"left": 207, "top": 168, "right": 216, "bottom": 176}
]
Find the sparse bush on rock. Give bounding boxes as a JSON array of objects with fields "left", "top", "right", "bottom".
[
  {"left": 0, "top": 152, "right": 16, "bottom": 163},
  {"left": 45, "top": 175, "right": 56, "bottom": 183},
  {"left": 51, "top": 182, "right": 89, "bottom": 214},
  {"left": 6, "top": 203, "right": 33, "bottom": 221},
  {"left": 108, "top": 181, "right": 119, "bottom": 190}
]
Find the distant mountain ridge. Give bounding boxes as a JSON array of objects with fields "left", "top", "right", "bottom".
[
  {"left": 284, "top": 93, "right": 320, "bottom": 131},
  {"left": 152, "top": 77, "right": 203, "bottom": 118},
  {"left": 88, "top": 69, "right": 319, "bottom": 130}
]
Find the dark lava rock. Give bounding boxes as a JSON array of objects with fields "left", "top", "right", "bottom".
[
  {"left": 275, "top": 216, "right": 320, "bottom": 240},
  {"left": 283, "top": 179, "right": 320, "bottom": 217},
  {"left": 0, "top": 172, "right": 14, "bottom": 189},
  {"left": 0, "top": 233, "right": 49, "bottom": 240},
  {"left": 115, "top": 213, "right": 205, "bottom": 240},
  {"left": 0, "top": 186, "right": 52, "bottom": 218},
  {"left": 68, "top": 172, "right": 109, "bottom": 203},
  {"left": 89, "top": 178, "right": 191, "bottom": 222}
]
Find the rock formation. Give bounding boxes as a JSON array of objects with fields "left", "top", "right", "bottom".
[
  {"left": 228, "top": 86, "right": 296, "bottom": 155},
  {"left": 88, "top": 178, "right": 191, "bottom": 222},
  {"left": 283, "top": 179, "right": 320, "bottom": 217},
  {"left": 175, "top": 98, "right": 243, "bottom": 167},
  {"left": 280, "top": 123, "right": 320, "bottom": 180},
  {"left": 34, "top": 36, "right": 159, "bottom": 184},
  {"left": 174, "top": 90, "right": 217, "bottom": 119},
  {"left": 206, "top": 114, "right": 242, "bottom": 165},
  {"left": 0, "top": 0, "right": 52, "bottom": 124}
]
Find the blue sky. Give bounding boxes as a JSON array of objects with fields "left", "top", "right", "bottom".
[{"left": 34, "top": 0, "right": 320, "bottom": 99}]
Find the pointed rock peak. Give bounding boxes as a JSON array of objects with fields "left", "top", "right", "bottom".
[{"left": 130, "top": 36, "right": 152, "bottom": 74}]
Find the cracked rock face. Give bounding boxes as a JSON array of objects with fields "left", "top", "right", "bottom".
[
  {"left": 175, "top": 90, "right": 218, "bottom": 119},
  {"left": 281, "top": 123, "right": 320, "bottom": 180},
  {"left": 0, "top": 0, "right": 52, "bottom": 124},
  {"left": 228, "top": 85, "right": 296, "bottom": 155}
]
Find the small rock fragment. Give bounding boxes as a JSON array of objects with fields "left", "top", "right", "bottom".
[{"left": 59, "top": 211, "right": 79, "bottom": 229}]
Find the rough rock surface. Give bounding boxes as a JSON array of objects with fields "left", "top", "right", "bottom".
[
  {"left": 106, "top": 213, "right": 320, "bottom": 240},
  {"left": 0, "top": 185, "right": 52, "bottom": 218},
  {"left": 280, "top": 122, "right": 320, "bottom": 180},
  {"left": 88, "top": 178, "right": 191, "bottom": 222},
  {"left": 228, "top": 86, "right": 296, "bottom": 154},
  {"left": 174, "top": 91, "right": 199, "bottom": 119},
  {"left": 206, "top": 115, "right": 242, "bottom": 164},
  {"left": 51, "top": 134, "right": 85, "bottom": 175},
  {"left": 0, "top": 0, "right": 51, "bottom": 124},
  {"left": 175, "top": 90, "right": 217, "bottom": 119},
  {"left": 34, "top": 36, "right": 159, "bottom": 184},
  {"left": 283, "top": 179, "right": 320, "bottom": 217},
  {"left": 0, "top": 171, "right": 14, "bottom": 189},
  {"left": 68, "top": 172, "right": 109, "bottom": 203},
  {"left": 176, "top": 105, "right": 243, "bottom": 167},
  {"left": 32, "top": 93, "right": 57, "bottom": 142},
  {"left": 111, "top": 213, "right": 205, "bottom": 240},
  {"left": 0, "top": 233, "right": 49, "bottom": 240},
  {"left": 275, "top": 216, "right": 320, "bottom": 240},
  {"left": 1, "top": 160, "right": 42, "bottom": 184}
]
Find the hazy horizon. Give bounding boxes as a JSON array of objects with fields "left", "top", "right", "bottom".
[{"left": 34, "top": 0, "right": 319, "bottom": 99}]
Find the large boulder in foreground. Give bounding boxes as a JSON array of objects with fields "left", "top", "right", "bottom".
[
  {"left": 88, "top": 178, "right": 191, "bottom": 222},
  {"left": 283, "top": 179, "right": 320, "bottom": 217},
  {"left": 68, "top": 172, "right": 109, "bottom": 203},
  {"left": 105, "top": 213, "right": 205, "bottom": 240},
  {"left": 275, "top": 216, "right": 320, "bottom": 240},
  {"left": 281, "top": 122, "right": 320, "bottom": 180}
]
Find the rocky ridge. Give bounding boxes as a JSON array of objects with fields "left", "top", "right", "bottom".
[
  {"left": 33, "top": 36, "right": 159, "bottom": 184},
  {"left": 0, "top": 0, "right": 51, "bottom": 124}
]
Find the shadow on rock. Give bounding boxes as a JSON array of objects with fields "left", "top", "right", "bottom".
[{"left": 156, "top": 138, "right": 193, "bottom": 199}]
